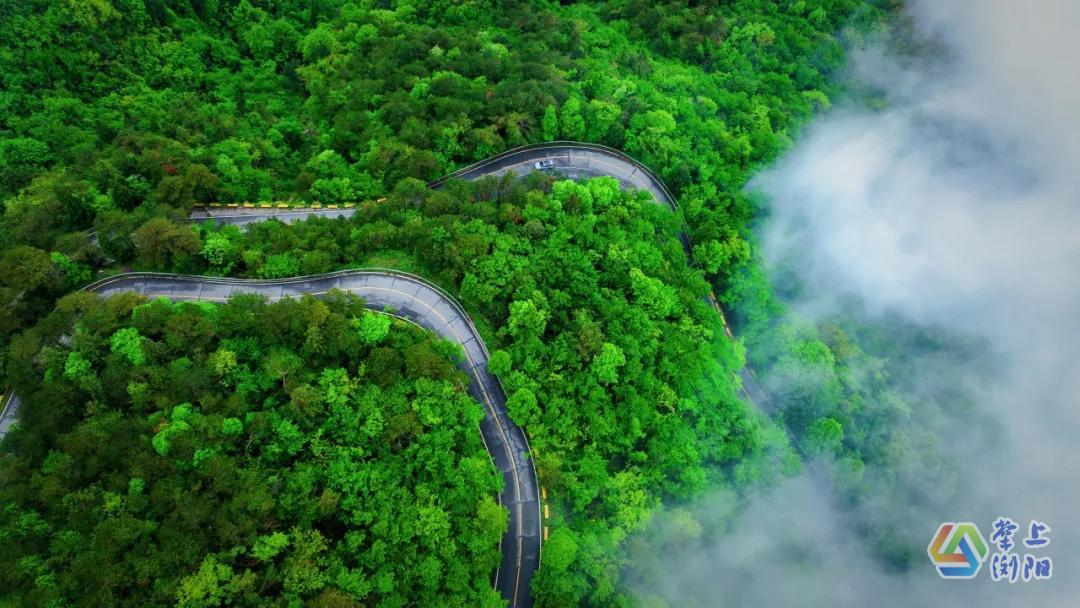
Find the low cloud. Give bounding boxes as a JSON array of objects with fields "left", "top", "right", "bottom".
[{"left": 632, "top": 1, "right": 1080, "bottom": 605}]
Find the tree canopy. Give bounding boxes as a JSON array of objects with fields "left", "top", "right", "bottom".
[{"left": 0, "top": 293, "right": 504, "bottom": 607}]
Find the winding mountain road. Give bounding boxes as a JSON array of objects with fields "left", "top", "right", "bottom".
[
  {"left": 190, "top": 142, "right": 778, "bottom": 415},
  {"left": 2, "top": 142, "right": 783, "bottom": 607}
]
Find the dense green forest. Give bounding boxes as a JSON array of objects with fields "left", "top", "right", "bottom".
[
  {"left": 0, "top": 0, "right": 965, "bottom": 606},
  {"left": 3, "top": 173, "right": 789, "bottom": 606},
  {"left": 1, "top": 293, "right": 505, "bottom": 606}
]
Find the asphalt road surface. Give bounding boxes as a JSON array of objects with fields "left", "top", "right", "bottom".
[
  {"left": 2, "top": 142, "right": 786, "bottom": 607},
  {"left": 429, "top": 142, "right": 676, "bottom": 205},
  {"left": 189, "top": 207, "right": 358, "bottom": 226}
]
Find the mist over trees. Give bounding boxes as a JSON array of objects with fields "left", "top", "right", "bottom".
[{"left": 629, "top": 1, "right": 1080, "bottom": 607}]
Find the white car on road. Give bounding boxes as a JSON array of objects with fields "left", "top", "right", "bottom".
[{"left": 534, "top": 159, "right": 556, "bottom": 170}]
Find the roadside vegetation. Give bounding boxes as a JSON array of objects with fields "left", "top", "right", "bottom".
[
  {"left": 0, "top": 293, "right": 504, "bottom": 606},
  {"left": 0, "top": 1, "right": 959, "bottom": 606}
]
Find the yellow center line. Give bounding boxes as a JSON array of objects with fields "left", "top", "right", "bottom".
[{"left": 514, "top": 536, "right": 524, "bottom": 604}]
